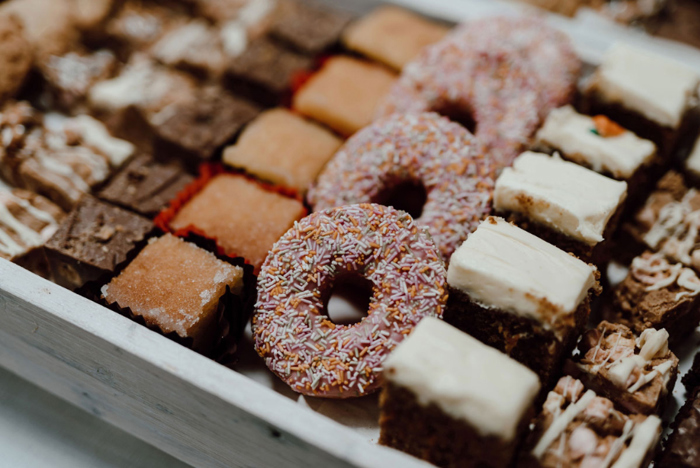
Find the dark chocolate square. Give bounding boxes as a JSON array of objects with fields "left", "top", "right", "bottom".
[
  {"left": 98, "top": 154, "right": 195, "bottom": 217},
  {"left": 45, "top": 195, "right": 153, "bottom": 290},
  {"left": 226, "top": 38, "right": 313, "bottom": 107},
  {"left": 268, "top": 0, "right": 352, "bottom": 55},
  {"left": 152, "top": 86, "right": 262, "bottom": 163}
]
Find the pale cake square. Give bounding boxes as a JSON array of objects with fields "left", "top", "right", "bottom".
[
  {"left": 170, "top": 174, "right": 306, "bottom": 269},
  {"left": 292, "top": 56, "right": 396, "bottom": 137},
  {"left": 342, "top": 6, "right": 449, "bottom": 71},
  {"left": 223, "top": 108, "right": 342, "bottom": 192}
]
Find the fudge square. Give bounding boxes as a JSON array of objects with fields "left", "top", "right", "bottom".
[
  {"left": 342, "top": 6, "right": 449, "bottom": 71},
  {"left": 564, "top": 321, "right": 679, "bottom": 416},
  {"left": 169, "top": 173, "right": 306, "bottom": 270},
  {"left": 494, "top": 151, "right": 627, "bottom": 263},
  {"left": 604, "top": 251, "right": 700, "bottom": 344},
  {"left": 292, "top": 56, "right": 397, "bottom": 137},
  {"left": 444, "top": 217, "right": 598, "bottom": 389},
  {"left": 534, "top": 105, "right": 657, "bottom": 205},
  {"left": 102, "top": 234, "right": 244, "bottom": 354},
  {"left": 45, "top": 196, "right": 152, "bottom": 291},
  {"left": 222, "top": 108, "right": 342, "bottom": 193},
  {"left": 657, "top": 352, "right": 700, "bottom": 468},
  {"left": 380, "top": 317, "right": 540, "bottom": 468},
  {"left": 520, "top": 376, "right": 662, "bottom": 468},
  {"left": 582, "top": 43, "right": 700, "bottom": 157}
]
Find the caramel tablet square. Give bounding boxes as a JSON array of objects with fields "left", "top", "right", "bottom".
[
  {"left": 102, "top": 234, "right": 244, "bottom": 352},
  {"left": 170, "top": 174, "right": 305, "bottom": 269},
  {"left": 223, "top": 108, "right": 342, "bottom": 192},
  {"left": 342, "top": 6, "right": 449, "bottom": 71},
  {"left": 292, "top": 56, "right": 396, "bottom": 137}
]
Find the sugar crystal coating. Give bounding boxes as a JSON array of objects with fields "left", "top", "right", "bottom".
[{"left": 253, "top": 203, "right": 448, "bottom": 398}]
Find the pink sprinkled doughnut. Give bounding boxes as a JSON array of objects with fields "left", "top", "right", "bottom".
[
  {"left": 308, "top": 112, "right": 495, "bottom": 261},
  {"left": 377, "top": 17, "right": 580, "bottom": 168},
  {"left": 253, "top": 203, "right": 447, "bottom": 398}
]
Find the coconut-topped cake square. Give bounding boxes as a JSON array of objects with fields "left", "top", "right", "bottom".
[
  {"left": 536, "top": 105, "right": 656, "bottom": 181},
  {"left": 102, "top": 234, "right": 244, "bottom": 352},
  {"left": 494, "top": 151, "right": 627, "bottom": 261},
  {"left": 169, "top": 173, "right": 306, "bottom": 269},
  {"left": 223, "top": 108, "right": 342, "bottom": 193},
  {"left": 380, "top": 316, "right": 540, "bottom": 468},
  {"left": 445, "top": 217, "right": 597, "bottom": 388},
  {"left": 587, "top": 44, "right": 699, "bottom": 130}
]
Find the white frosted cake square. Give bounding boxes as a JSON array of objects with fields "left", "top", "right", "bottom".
[
  {"left": 535, "top": 105, "right": 656, "bottom": 180},
  {"left": 379, "top": 316, "right": 540, "bottom": 468},
  {"left": 494, "top": 151, "right": 627, "bottom": 251}
]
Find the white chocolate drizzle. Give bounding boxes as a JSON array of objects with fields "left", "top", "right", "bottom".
[
  {"left": 0, "top": 191, "right": 59, "bottom": 258},
  {"left": 631, "top": 252, "right": 700, "bottom": 300},
  {"left": 532, "top": 389, "right": 596, "bottom": 459},
  {"left": 643, "top": 189, "right": 700, "bottom": 266}
]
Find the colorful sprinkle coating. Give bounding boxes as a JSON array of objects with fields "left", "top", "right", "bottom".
[
  {"left": 308, "top": 112, "right": 495, "bottom": 261},
  {"left": 377, "top": 16, "right": 580, "bottom": 169},
  {"left": 252, "top": 203, "right": 448, "bottom": 398}
]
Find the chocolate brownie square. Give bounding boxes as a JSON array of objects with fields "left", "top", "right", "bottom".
[
  {"left": 152, "top": 86, "right": 262, "bottom": 164},
  {"left": 444, "top": 216, "right": 599, "bottom": 390},
  {"left": 342, "top": 6, "right": 449, "bottom": 71},
  {"left": 45, "top": 196, "right": 152, "bottom": 290},
  {"left": 222, "top": 108, "right": 342, "bottom": 192},
  {"left": 292, "top": 56, "right": 396, "bottom": 137},
  {"left": 380, "top": 317, "right": 540, "bottom": 468},
  {"left": 520, "top": 376, "right": 661, "bottom": 467},
  {"left": 102, "top": 234, "right": 244, "bottom": 354},
  {"left": 604, "top": 251, "right": 700, "bottom": 344},
  {"left": 98, "top": 154, "right": 194, "bottom": 218},
  {"left": 226, "top": 37, "right": 313, "bottom": 107},
  {"left": 494, "top": 151, "right": 627, "bottom": 264},
  {"left": 268, "top": 0, "right": 352, "bottom": 55},
  {"left": 564, "top": 321, "right": 679, "bottom": 415}
]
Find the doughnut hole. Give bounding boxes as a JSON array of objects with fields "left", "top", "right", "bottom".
[
  {"left": 375, "top": 180, "right": 428, "bottom": 220},
  {"left": 433, "top": 103, "right": 477, "bottom": 135},
  {"left": 325, "top": 275, "right": 373, "bottom": 325}
]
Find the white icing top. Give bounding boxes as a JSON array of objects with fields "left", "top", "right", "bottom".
[
  {"left": 591, "top": 43, "right": 700, "bottom": 129},
  {"left": 448, "top": 217, "right": 597, "bottom": 336},
  {"left": 685, "top": 135, "right": 700, "bottom": 178},
  {"left": 494, "top": 152, "right": 628, "bottom": 245},
  {"left": 383, "top": 317, "right": 540, "bottom": 442},
  {"left": 66, "top": 115, "right": 134, "bottom": 168},
  {"left": 536, "top": 106, "right": 656, "bottom": 179},
  {"left": 152, "top": 20, "right": 215, "bottom": 65},
  {"left": 220, "top": 21, "right": 248, "bottom": 57},
  {"left": 610, "top": 415, "right": 661, "bottom": 468}
]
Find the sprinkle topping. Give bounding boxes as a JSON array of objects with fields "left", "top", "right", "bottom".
[{"left": 252, "top": 203, "right": 448, "bottom": 398}]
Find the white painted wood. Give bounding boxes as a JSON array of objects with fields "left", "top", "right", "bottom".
[{"left": 0, "top": 259, "right": 431, "bottom": 468}]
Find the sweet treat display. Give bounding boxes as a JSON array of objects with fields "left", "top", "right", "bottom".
[
  {"left": 151, "top": 86, "right": 261, "bottom": 164},
  {"left": 445, "top": 217, "right": 598, "bottom": 388},
  {"left": 102, "top": 234, "right": 245, "bottom": 354},
  {"left": 226, "top": 37, "right": 313, "bottom": 107},
  {"left": 253, "top": 204, "right": 448, "bottom": 398},
  {"left": 534, "top": 105, "right": 658, "bottom": 204},
  {"left": 564, "top": 321, "right": 679, "bottom": 415},
  {"left": 44, "top": 195, "right": 152, "bottom": 291},
  {"left": 98, "top": 154, "right": 195, "bottom": 218},
  {"left": 520, "top": 376, "right": 662, "bottom": 468},
  {"left": 0, "top": 188, "right": 65, "bottom": 268},
  {"left": 625, "top": 171, "right": 700, "bottom": 271},
  {"left": 166, "top": 172, "right": 306, "bottom": 270},
  {"left": 604, "top": 251, "right": 700, "bottom": 343},
  {"left": 222, "top": 108, "right": 342, "bottom": 193},
  {"left": 309, "top": 112, "right": 495, "bottom": 261},
  {"left": 0, "top": 10, "right": 32, "bottom": 103},
  {"left": 582, "top": 43, "right": 700, "bottom": 157},
  {"left": 342, "top": 6, "right": 449, "bottom": 71},
  {"left": 39, "top": 49, "right": 118, "bottom": 112},
  {"left": 267, "top": 0, "right": 351, "bottom": 55},
  {"left": 380, "top": 317, "right": 540, "bottom": 468},
  {"left": 378, "top": 16, "right": 580, "bottom": 168},
  {"left": 293, "top": 56, "right": 397, "bottom": 137},
  {"left": 657, "top": 352, "right": 700, "bottom": 468},
  {"left": 494, "top": 151, "right": 628, "bottom": 262}
]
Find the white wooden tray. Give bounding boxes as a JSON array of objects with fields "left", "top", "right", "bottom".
[{"left": 2, "top": 1, "right": 700, "bottom": 467}]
